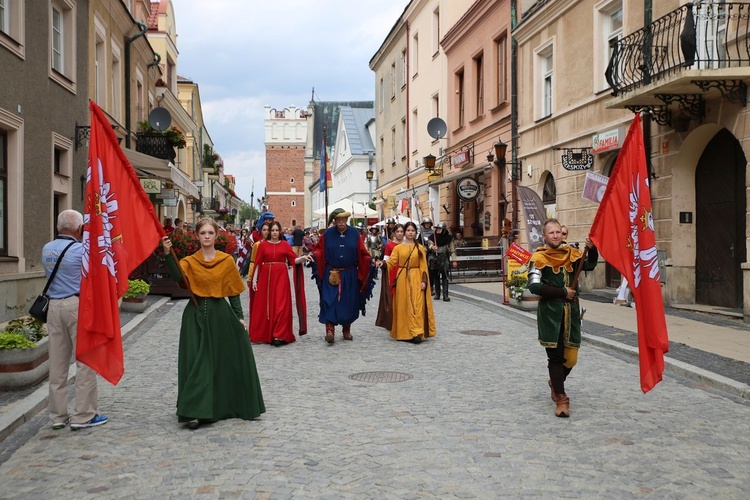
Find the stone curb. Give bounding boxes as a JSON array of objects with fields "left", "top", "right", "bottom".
[
  {"left": 0, "top": 297, "right": 171, "bottom": 443},
  {"left": 451, "top": 290, "right": 750, "bottom": 401}
]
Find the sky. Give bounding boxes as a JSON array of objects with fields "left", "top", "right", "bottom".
[{"left": 171, "top": 0, "right": 409, "bottom": 206}]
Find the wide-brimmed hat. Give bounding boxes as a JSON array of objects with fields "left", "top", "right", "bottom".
[{"left": 328, "top": 208, "right": 351, "bottom": 224}]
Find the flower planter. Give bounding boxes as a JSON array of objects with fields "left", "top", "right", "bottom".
[
  {"left": 0, "top": 336, "right": 49, "bottom": 390},
  {"left": 508, "top": 289, "right": 539, "bottom": 311},
  {"left": 121, "top": 295, "right": 149, "bottom": 313}
]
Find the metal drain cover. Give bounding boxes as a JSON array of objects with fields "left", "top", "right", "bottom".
[
  {"left": 459, "top": 330, "right": 502, "bottom": 336},
  {"left": 349, "top": 371, "right": 413, "bottom": 383}
]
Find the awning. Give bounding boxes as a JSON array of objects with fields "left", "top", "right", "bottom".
[
  {"left": 428, "top": 164, "right": 490, "bottom": 186},
  {"left": 123, "top": 148, "right": 200, "bottom": 199}
]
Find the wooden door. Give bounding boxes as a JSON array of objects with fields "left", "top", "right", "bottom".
[{"left": 695, "top": 129, "right": 747, "bottom": 307}]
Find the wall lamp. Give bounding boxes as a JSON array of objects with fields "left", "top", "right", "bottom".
[
  {"left": 423, "top": 153, "right": 444, "bottom": 179},
  {"left": 492, "top": 140, "right": 522, "bottom": 179}
]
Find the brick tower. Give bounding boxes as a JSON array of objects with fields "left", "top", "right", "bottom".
[{"left": 264, "top": 105, "right": 307, "bottom": 228}]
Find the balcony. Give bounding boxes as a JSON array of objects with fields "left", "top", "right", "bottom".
[
  {"left": 135, "top": 133, "right": 177, "bottom": 162},
  {"left": 606, "top": 2, "right": 750, "bottom": 124},
  {"left": 201, "top": 197, "right": 220, "bottom": 213}
]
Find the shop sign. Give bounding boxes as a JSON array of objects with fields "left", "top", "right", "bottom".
[
  {"left": 452, "top": 150, "right": 470, "bottom": 169},
  {"left": 162, "top": 197, "right": 178, "bottom": 207},
  {"left": 456, "top": 177, "right": 479, "bottom": 201},
  {"left": 140, "top": 178, "right": 162, "bottom": 194},
  {"left": 156, "top": 188, "right": 176, "bottom": 199},
  {"left": 506, "top": 242, "right": 532, "bottom": 264},
  {"left": 592, "top": 127, "right": 624, "bottom": 154},
  {"left": 581, "top": 171, "right": 609, "bottom": 204}
]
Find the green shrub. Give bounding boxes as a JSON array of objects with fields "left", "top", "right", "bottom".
[
  {"left": 124, "top": 279, "right": 150, "bottom": 299},
  {"left": 0, "top": 332, "right": 37, "bottom": 350},
  {"left": 2, "top": 317, "right": 46, "bottom": 344}
]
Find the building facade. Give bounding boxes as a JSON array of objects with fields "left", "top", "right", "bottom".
[
  {"left": 515, "top": 0, "right": 749, "bottom": 318},
  {"left": 0, "top": 0, "right": 89, "bottom": 322},
  {"left": 265, "top": 105, "right": 307, "bottom": 228}
]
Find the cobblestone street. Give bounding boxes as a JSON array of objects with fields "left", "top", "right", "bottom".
[{"left": 1, "top": 278, "right": 749, "bottom": 498}]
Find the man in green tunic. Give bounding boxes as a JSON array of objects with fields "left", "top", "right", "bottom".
[{"left": 528, "top": 219, "right": 598, "bottom": 418}]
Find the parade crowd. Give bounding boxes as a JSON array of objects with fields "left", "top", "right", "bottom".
[{"left": 42, "top": 209, "right": 596, "bottom": 432}]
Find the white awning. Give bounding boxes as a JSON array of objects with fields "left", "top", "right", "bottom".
[
  {"left": 122, "top": 148, "right": 200, "bottom": 199},
  {"left": 428, "top": 163, "right": 490, "bottom": 186}
]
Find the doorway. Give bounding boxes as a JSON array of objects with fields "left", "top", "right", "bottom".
[{"left": 695, "top": 128, "right": 747, "bottom": 308}]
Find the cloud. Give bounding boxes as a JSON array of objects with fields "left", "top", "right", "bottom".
[{"left": 170, "top": 0, "right": 407, "bottom": 204}]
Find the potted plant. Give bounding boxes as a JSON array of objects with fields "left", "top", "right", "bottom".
[
  {"left": 506, "top": 272, "right": 539, "bottom": 311},
  {"left": 121, "top": 279, "right": 151, "bottom": 313},
  {"left": 0, "top": 317, "right": 49, "bottom": 390}
]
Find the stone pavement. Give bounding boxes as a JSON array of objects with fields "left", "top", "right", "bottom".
[{"left": 0, "top": 278, "right": 749, "bottom": 498}]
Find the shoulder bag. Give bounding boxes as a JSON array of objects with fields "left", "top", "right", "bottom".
[{"left": 29, "top": 241, "right": 76, "bottom": 323}]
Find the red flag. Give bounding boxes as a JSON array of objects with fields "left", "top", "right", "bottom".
[
  {"left": 590, "top": 113, "right": 669, "bottom": 393},
  {"left": 77, "top": 101, "right": 166, "bottom": 385}
]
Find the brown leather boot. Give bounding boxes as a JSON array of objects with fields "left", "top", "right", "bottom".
[
  {"left": 325, "top": 323, "right": 335, "bottom": 344},
  {"left": 548, "top": 380, "right": 556, "bottom": 402},
  {"left": 342, "top": 324, "right": 353, "bottom": 341},
  {"left": 554, "top": 394, "right": 570, "bottom": 418}
]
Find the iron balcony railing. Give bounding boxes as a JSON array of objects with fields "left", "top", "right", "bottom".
[
  {"left": 201, "top": 197, "right": 220, "bottom": 212},
  {"left": 606, "top": 2, "right": 750, "bottom": 96},
  {"left": 135, "top": 133, "right": 177, "bottom": 162}
]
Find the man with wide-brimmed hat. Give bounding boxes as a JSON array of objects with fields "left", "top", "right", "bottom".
[{"left": 310, "top": 208, "right": 379, "bottom": 343}]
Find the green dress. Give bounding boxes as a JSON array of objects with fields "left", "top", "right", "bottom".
[{"left": 166, "top": 254, "right": 265, "bottom": 423}]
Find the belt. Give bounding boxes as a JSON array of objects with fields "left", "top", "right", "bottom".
[{"left": 53, "top": 293, "right": 79, "bottom": 300}]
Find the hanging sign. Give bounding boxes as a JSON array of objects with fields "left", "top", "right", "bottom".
[
  {"left": 140, "top": 178, "right": 162, "bottom": 194},
  {"left": 452, "top": 150, "right": 470, "bottom": 169},
  {"left": 456, "top": 177, "right": 479, "bottom": 201}
]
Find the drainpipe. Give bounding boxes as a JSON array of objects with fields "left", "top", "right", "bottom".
[
  {"left": 124, "top": 21, "right": 149, "bottom": 148},
  {"left": 643, "top": 1, "right": 654, "bottom": 180},
  {"left": 405, "top": 20, "right": 411, "bottom": 195},
  {"left": 510, "top": 1, "right": 519, "bottom": 239}
]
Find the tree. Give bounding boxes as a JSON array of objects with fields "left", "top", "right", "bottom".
[{"left": 239, "top": 201, "right": 258, "bottom": 226}]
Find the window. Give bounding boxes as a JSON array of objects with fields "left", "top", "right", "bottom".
[
  {"left": 401, "top": 118, "right": 407, "bottom": 159},
  {"left": 0, "top": 0, "right": 25, "bottom": 58},
  {"left": 542, "top": 173, "right": 557, "bottom": 219},
  {"left": 432, "top": 94, "right": 439, "bottom": 119},
  {"left": 380, "top": 136, "right": 385, "bottom": 170},
  {"left": 291, "top": 201, "right": 296, "bottom": 207},
  {"left": 391, "top": 127, "right": 396, "bottom": 164},
  {"left": 0, "top": 130, "right": 6, "bottom": 256},
  {"left": 49, "top": 0, "right": 76, "bottom": 93},
  {"left": 379, "top": 77, "right": 384, "bottom": 111},
  {"left": 412, "top": 32, "right": 419, "bottom": 77},
  {"left": 0, "top": 0, "right": 8, "bottom": 35},
  {"left": 456, "top": 69, "right": 465, "bottom": 127},
  {"left": 0, "top": 107, "right": 23, "bottom": 260},
  {"left": 411, "top": 109, "right": 418, "bottom": 154},
  {"left": 111, "top": 41, "right": 122, "bottom": 121},
  {"left": 51, "top": 6, "right": 62, "bottom": 72},
  {"left": 391, "top": 62, "right": 396, "bottom": 99},
  {"left": 535, "top": 41, "right": 554, "bottom": 119},
  {"left": 94, "top": 32, "right": 105, "bottom": 105},
  {"left": 496, "top": 36, "right": 507, "bottom": 105},
  {"left": 401, "top": 49, "right": 407, "bottom": 88},
  {"left": 290, "top": 177, "right": 294, "bottom": 183},
  {"left": 597, "top": 0, "right": 622, "bottom": 90},
  {"left": 475, "top": 52, "right": 484, "bottom": 116},
  {"left": 432, "top": 7, "right": 440, "bottom": 56}
]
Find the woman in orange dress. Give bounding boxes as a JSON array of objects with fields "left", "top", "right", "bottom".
[
  {"left": 375, "top": 224, "right": 404, "bottom": 330},
  {"left": 249, "top": 221, "right": 312, "bottom": 346},
  {"left": 385, "top": 222, "right": 436, "bottom": 343}
]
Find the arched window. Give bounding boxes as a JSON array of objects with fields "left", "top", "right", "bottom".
[
  {"left": 542, "top": 172, "right": 556, "bottom": 219},
  {"left": 542, "top": 173, "right": 556, "bottom": 203},
  {"left": 291, "top": 200, "right": 296, "bottom": 207}
]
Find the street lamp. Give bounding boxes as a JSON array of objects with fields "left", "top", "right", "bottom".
[
  {"left": 366, "top": 151, "right": 374, "bottom": 213},
  {"left": 493, "top": 139, "right": 523, "bottom": 306}
]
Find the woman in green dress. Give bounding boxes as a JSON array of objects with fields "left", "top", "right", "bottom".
[{"left": 161, "top": 218, "right": 265, "bottom": 430}]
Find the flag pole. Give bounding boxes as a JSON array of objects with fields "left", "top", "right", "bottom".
[
  {"left": 570, "top": 247, "right": 589, "bottom": 291},
  {"left": 169, "top": 248, "right": 199, "bottom": 307}
]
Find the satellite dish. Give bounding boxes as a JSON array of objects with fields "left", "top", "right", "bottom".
[
  {"left": 148, "top": 107, "right": 172, "bottom": 132},
  {"left": 427, "top": 117, "right": 447, "bottom": 140}
]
